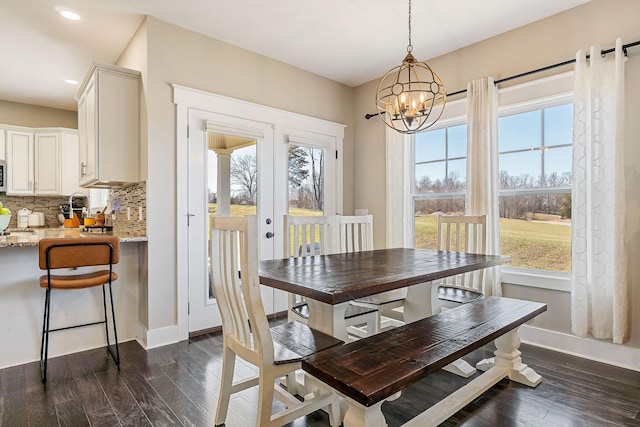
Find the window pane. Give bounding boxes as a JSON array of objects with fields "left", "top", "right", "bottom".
[
  {"left": 499, "top": 110, "right": 541, "bottom": 152},
  {"left": 448, "top": 124, "right": 467, "bottom": 158},
  {"left": 414, "top": 199, "right": 466, "bottom": 250},
  {"left": 447, "top": 158, "right": 466, "bottom": 191},
  {"left": 499, "top": 151, "right": 541, "bottom": 188},
  {"left": 288, "top": 144, "right": 324, "bottom": 214},
  {"left": 543, "top": 146, "right": 572, "bottom": 186},
  {"left": 415, "top": 128, "right": 445, "bottom": 162},
  {"left": 415, "top": 162, "right": 445, "bottom": 193},
  {"left": 499, "top": 194, "right": 572, "bottom": 272},
  {"left": 544, "top": 104, "right": 573, "bottom": 147}
]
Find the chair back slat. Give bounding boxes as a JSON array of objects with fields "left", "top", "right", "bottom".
[
  {"left": 210, "top": 216, "right": 274, "bottom": 361},
  {"left": 436, "top": 215, "right": 487, "bottom": 291},
  {"left": 283, "top": 215, "right": 332, "bottom": 258},
  {"left": 334, "top": 215, "right": 374, "bottom": 253}
]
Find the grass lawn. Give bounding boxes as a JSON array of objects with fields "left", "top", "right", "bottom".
[{"left": 415, "top": 216, "right": 571, "bottom": 272}]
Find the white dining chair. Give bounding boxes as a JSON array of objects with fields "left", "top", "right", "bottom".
[
  {"left": 283, "top": 215, "right": 378, "bottom": 339},
  {"left": 433, "top": 214, "right": 488, "bottom": 377},
  {"left": 211, "top": 215, "right": 342, "bottom": 427},
  {"left": 433, "top": 214, "right": 487, "bottom": 312},
  {"left": 344, "top": 215, "right": 407, "bottom": 332}
]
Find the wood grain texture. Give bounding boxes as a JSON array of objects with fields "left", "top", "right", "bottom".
[
  {"left": 270, "top": 321, "right": 344, "bottom": 364},
  {"left": 302, "top": 297, "right": 546, "bottom": 407},
  {"left": 2, "top": 316, "right": 639, "bottom": 427},
  {"left": 259, "top": 248, "right": 511, "bottom": 304}
]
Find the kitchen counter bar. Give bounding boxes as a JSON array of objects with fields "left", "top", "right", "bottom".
[{"left": 0, "top": 227, "right": 148, "bottom": 247}]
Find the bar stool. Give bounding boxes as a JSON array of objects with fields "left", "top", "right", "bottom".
[{"left": 38, "top": 236, "right": 121, "bottom": 383}]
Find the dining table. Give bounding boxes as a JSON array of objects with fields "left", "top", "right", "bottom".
[{"left": 259, "top": 247, "right": 511, "bottom": 342}]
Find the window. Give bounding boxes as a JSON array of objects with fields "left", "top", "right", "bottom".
[
  {"left": 413, "top": 121, "right": 467, "bottom": 250},
  {"left": 498, "top": 102, "right": 572, "bottom": 273},
  {"left": 412, "top": 95, "right": 573, "bottom": 280}
]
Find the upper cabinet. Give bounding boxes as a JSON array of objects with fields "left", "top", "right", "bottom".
[
  {"left": 2, "top": 126, "right": 79, "bottom": 196},
  {"left": 76, "top": 62, "right": 140, "bottom": 188},
  {"left": 5, "top": 128, "right": 34, "bottom": 195}
]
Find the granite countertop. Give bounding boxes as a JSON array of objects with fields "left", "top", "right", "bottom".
[{"left": 0, "top": 227, "right": 148, "bottom": 248}]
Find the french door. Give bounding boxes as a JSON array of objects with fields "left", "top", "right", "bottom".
[{"left": 186, "top": 107, "right": 341, "bottom": 333}]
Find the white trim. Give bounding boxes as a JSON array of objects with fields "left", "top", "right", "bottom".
[
  {"left": 520, "top": 325, "right": 640, "bottom": 372},
  {"left": 173, "top": 84, "right": 345, "bottom": 341},
  {"left": 502, "top": 268, "right": 571, "bottom": 292},
  {"left": 137, "top": 324, "right": 180, "bottom": 350}
]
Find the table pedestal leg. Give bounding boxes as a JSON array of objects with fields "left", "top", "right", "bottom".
[
  {"left": 306, "top": 300, "right": 349, "bottom": 342},
  {"left": 403, "top": 282, "right": 433, "bottom": 323}
]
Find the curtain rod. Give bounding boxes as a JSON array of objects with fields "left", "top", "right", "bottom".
[{"left": 365, "top": 39, "right": 640, "bottom": 120}]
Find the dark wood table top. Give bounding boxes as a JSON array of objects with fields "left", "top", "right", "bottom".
[{"left": 259, "top": 248, "right": 511, "bottom": 305}]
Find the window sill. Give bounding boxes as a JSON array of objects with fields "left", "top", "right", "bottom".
[{"left": 501, "top": 267, "right": 571, "bottom": 292}]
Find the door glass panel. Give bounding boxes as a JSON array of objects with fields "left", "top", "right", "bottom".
[
  {"left": 207, "top": 133, "right": 257, "bottom": 301},
  {"left": 287, "top": 144, "right": 324, "bottom": 215}
]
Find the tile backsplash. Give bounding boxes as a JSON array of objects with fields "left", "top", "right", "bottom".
[
  {"left": 110, "top": 181, "right": 146, "bottom": 236},
  {"left": 0, "top": 181, "right": 147, "bottom": 236},
  {"left": 0, "top": 195, "right": 69, "bottom": 228}
]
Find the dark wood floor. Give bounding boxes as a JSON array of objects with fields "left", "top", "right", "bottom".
[{"left": 2, "top": 320, "right": 639, "bottom": 427}]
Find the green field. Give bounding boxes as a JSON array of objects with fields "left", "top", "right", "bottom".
[
  {"left": 210, "top": 204, "right": 571, "bottom": 272},
  {"left": 415, "top": 216, "right": 571, "bottom": 272}
]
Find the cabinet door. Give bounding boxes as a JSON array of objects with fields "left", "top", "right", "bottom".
[
  {"left": 34, "top": 132, "right": 60, "bottom": 195},
  {"left": 60, "top": 131, "right": 81, "bottom": 196},
  {"left": 6, "top": 130, "right": 34, "bottom": 195},
  {"left": 78, "top": 77, "right": 97, "bottom": 186}
]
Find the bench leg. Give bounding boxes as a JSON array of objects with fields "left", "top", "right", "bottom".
[
  {"left": 493, "top": 329, "right": 542, "bottom": 387},
  {"left": 442, "top": 359, "right": 477, "bottom": 378},
  {"left": 343, "top": 395, "right": 395, "bottom": 427}
]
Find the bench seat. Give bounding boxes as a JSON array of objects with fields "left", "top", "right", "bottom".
[{"left": 302, "top": 296, "right": 546, "bottom": 426}]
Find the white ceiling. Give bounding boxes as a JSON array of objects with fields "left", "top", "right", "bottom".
[{"left": 0, "top": 0, "right": 590, "bottom": 111}]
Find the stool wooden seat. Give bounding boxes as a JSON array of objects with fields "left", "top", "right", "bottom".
[{"left": 38, "top": 236, "right": 121, "bottom": 383}]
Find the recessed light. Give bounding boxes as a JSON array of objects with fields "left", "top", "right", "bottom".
[
  {"left": 64, "top": 79, "right": 78, "bottom": 85},
  {"left": 59, "top": 10, "right": 80, "bottom": 21}
]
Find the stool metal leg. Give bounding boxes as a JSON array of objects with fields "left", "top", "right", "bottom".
[
  {"left": 102, "top": 283, "right": 120, "bottom": 365},
  {"left": 40, "top": 287, "right": 51, "bottom": 383}
]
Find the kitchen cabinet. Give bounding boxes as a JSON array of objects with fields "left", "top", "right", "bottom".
[
  {"left": 6, "top": 127, "right": 34, "bottom": 195},
  {"left": 34, "top": 131, "right": 60, "bottom": 195},
  {"left": 2, "top": 126, "right": 79, "bottom": 196},
  {"left": 76, "top": 62, "right": 140, "bottom": 188},
  {"left": 59, "top": 130, "right": 82, "bottom": 196}
]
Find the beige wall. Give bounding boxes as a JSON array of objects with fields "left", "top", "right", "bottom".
[
  {"left": 354, "top": 0, "right": 640, "bottom": 348},
  {"left": 0, "top": 99, "right": 77, "bottom": 128},
  {"left": 117, "top": 17, "right": 356, "bottom": 331}
]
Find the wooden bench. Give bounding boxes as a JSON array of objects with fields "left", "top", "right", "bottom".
[{"left": 302, "top": 296, "right": 547, "bottom": 427}]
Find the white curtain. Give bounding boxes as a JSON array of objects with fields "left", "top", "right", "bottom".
[
  {"left": 571, "top": 38, "right": 627, "bottom": 344},
  {"left": 466, "top": 77, "right": 502, "bottom": 296},
  {"left": 385, "top": 126, "right": 414, "bottom": 248}
]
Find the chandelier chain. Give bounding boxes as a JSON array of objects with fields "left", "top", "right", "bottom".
[{"left": 407, "top": 0, "right": 413, "bottom": 52}]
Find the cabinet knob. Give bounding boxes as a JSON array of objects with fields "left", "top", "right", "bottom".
[{"left": 80, "top": 162, "right": 87, "bottom": 177}]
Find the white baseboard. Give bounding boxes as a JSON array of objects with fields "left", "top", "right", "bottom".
[
  {"left": 136, "top": 323, "right": 180, "bottom": 350},
  {"left": 519, "top": 325, "right": 640, "bottom": 372}
]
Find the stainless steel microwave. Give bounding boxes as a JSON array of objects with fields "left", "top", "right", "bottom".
[{"left": 0, "top": 160, "right": 6, "bottom": 192}]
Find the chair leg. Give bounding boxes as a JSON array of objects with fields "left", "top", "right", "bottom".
[
  {"left": 104, "top": 283, "right": 120, "bottom": 365},
  {"left": 256, "top": 371, "right": 275, "bottom": 427},
  {"left": 40, "top": 288, "right": 51, "bottom": 383},
  {"left": 215, "top": 346, "right": 236, "bottom": 426}
]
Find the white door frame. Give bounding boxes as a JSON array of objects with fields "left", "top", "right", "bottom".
[{"left": 173, "top": 85, "right": 345, "bottom": 341}]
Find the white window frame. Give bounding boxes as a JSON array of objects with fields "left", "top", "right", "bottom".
[{"left": 410, "top": 72, "right": 574, "bottom": 292}]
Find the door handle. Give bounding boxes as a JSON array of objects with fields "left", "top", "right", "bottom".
[{"left": 265, "top": 232, "right": 274, "bottom": 239}]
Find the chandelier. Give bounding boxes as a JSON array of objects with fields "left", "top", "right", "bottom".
[{"left": 375, "top": 0, "right": 446, "bottom": 134}]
